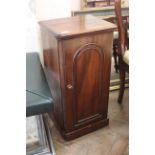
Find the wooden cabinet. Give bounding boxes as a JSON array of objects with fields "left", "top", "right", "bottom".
[{"left": 39, "top": 15, "right": 116, "bottom": 140}]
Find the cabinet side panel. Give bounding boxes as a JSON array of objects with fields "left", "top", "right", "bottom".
[{"left": 41, "top": 27, "right": 63, "bottom": 128}]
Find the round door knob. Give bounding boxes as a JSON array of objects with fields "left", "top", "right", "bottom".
[{"left": 67, "top": 84, "right": 73, "bottom": 89}]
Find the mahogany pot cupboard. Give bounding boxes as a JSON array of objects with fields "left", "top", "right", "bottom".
[{"left": 39, "top": 15, "right": 116, "bottom": 140}]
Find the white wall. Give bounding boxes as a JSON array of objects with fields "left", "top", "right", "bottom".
[
  {"left": 35, "top": 0, "right": 82, "bottom": 21},
  {"left": 26, "top": 0, "right": 39, "bottom": 53},
  {"left": 26, "top": 0, "right": 81, "bottom": 54},
  {"left": 36, "top": 0, "right": 72, "bottom": 21},
  {"left": 71, "top": 0, "right": 81, "bottom": 11}
]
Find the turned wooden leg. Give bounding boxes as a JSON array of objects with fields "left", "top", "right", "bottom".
[
  {"left": 118, "top": 69, "right": 126, "bottom": 104},
  {"left": 113, "top": 43, "right": 118, "bottom": 73}
]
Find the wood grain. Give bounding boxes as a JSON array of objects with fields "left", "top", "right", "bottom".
[
  {"left": 39, "top": 15, "right": 116, "bottom": 39},
  {"left": 40, "top": 15, "right": 115, "bottom": 140}
]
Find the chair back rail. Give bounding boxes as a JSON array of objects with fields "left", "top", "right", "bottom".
[{"left": 115, "top": 0, "right": 128, "bottom": 55}]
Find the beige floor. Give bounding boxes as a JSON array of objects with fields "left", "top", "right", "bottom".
[{"left": 48, "top": 90, "right": 129, "bottom": 155}]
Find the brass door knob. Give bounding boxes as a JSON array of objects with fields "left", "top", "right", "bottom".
[{"left": 67, "top": 84, "right": 73, "bottom": 89}]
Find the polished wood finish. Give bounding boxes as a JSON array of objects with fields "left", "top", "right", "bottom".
[
  {"left": 114, "top": 0, "right": 129, "bottom": 103},
  {"left": 39, "top": 15, "right": 115, "bottom": 39},
  {"left": 39, "top": 15, "right": 116, "bottom": 140}
]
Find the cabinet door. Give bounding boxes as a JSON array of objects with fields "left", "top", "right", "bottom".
[{"left": 63, "top": 41, "right": 110, "bottom": 131}]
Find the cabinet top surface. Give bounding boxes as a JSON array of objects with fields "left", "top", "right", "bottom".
[{"left": 39, "top": 15, "right": 116, "bottom": 38}]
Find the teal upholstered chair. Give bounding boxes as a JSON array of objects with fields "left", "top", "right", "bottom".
[
  {"left": 26, "top": 53, "right": 54, "bottom": 155},
  {"left": 26, "top": 52, "right": 54, "bottom": 116}
]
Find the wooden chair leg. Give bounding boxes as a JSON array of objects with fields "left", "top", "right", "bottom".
[{"left": 118, "top": 69, "right": 126, "bottom": 104}]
